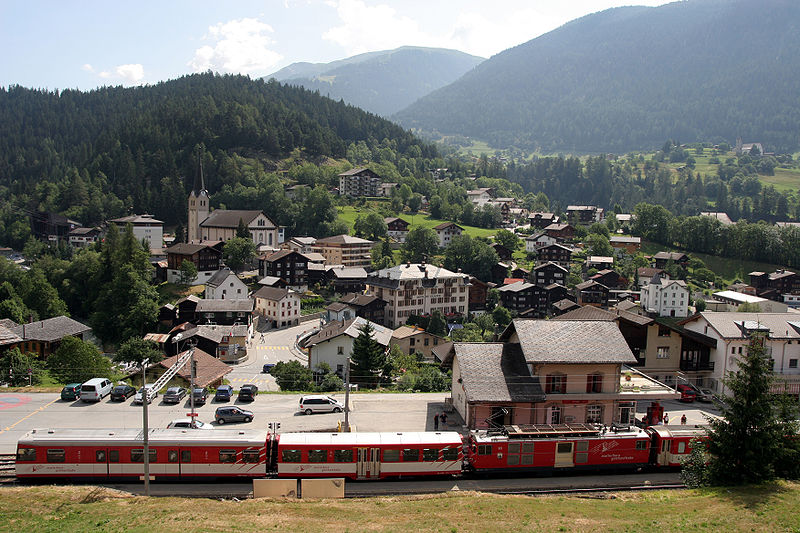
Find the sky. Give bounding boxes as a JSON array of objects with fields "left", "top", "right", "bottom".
[{"left": 1, "top": 0, "right": 671, "bottom": 91}]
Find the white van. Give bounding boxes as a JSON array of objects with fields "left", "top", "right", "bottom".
[
  {"left": 80, "top": 378, "right": 112, "bottom": 402},
  {"left": 298, "top": 395, "right": 344, "bottom": 415}
]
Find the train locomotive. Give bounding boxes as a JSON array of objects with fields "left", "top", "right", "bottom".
[{"left": 14, "top": 423, "right": 704, "bottom": 481}]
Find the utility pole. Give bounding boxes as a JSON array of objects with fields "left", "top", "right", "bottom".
[
  {"left": 141, "top": 358, "right": 150, "bottom": 497},
  {"left": 189, "top": 346, "right": 196, "bottom": 422},
  {"left": 343, "top": 357, "right": 351, "bottom": 432}
]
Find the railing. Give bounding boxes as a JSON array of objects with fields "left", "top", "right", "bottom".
[{"left": 680, "top": 360, "right": 715, "bottom": 372}]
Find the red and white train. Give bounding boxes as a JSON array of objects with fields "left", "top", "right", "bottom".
[{"left": 15, "top": 423, "right": 704, "bottom": 481}]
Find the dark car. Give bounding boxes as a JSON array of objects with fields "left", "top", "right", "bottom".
[
  {"left": 192, "top": 387, "right": 209, "bottom": 405},
  {"left": 215, "top": 406, "right": 254, "bottom": 424},
  {"left": 110, "top": 384, "right": 136, "bottom": 401},
  {"left": 60, "top": 383, "right": 82, "bottom": 401},
  {"left": 262, "top": 363, "right": 275, "bottom": 373},
  {"left": 214, "top": 385, "right": 233, "bottom": 402},
  {"left": 163, "top": 387, "right": 187, "bottom": 404},
  {"left": 238, "top": 384, "right": 259, "bottom": 402}
]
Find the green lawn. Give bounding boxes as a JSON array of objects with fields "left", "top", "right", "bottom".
[
  {"left": 3, "top": 483, "right": 800, "bottom": 532},
  {"left": 337, "top": 206, "right": 499, "bottom": 240}
]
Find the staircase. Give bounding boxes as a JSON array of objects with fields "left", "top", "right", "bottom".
[{"left": 147, "top": 349, "right": 194, "bottom": 396}]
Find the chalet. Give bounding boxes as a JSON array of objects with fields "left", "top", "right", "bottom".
[
  {"left": 576, "top": 280, "right": 610, "bottom": 307},
  {"left": 609, "top": 235, "right": 641, "bottom": 255},
  {"left": 566, "top": 205, "right": 603, "bottom": 225},
  {"left": 384, "top": 217, "right": 410, "bottom": 243},
  {"left": 543, "top": 223, "right": 575, "bottom": 241},
  {"left": 528, "top": 212, "right": 558, "bottom": 229},
  {"left": 68, "top": 227, "right": 102, "bottom": 247},
  {"left": 30, "top": 211, "right": 81, "bottom": 243},
  {"left": 748, "top": 270, "right": 800, "bottom": 302},
  {"left": 498, "top": 282, "right": 547, "bottom": 316},
  {"left": 466, "top": 188, "right": 493, "bottom": 206},
  {"left": 525, "top": 232, "right": 556, "bottom": 252},
  {"left": 390, "top": 325, "right": 448, "bottom": 362},
  {"left": 590, "top": 269, "right": 625, "bottom": 289},
  {"left": 468, "top": 276, "right": 490, "bottom": 313},
  {"left": 491, "top": 242, "right": 513, "bottom": 261},
  {"left": 532, "top": 262, "right": 568, "bottom": 287},
  {"left": 253, "top": 286, "right": 301, "bottom": 329},
  {"left": 165, "top": 242, "right": 222, "bottom": 285},
  {"left": 550, "top": 298, "right": 580, "bottom": 316},
  {"left": 433, "top": 222, "right": 464, "bottom": 248},
  {"left": 9, "top": 316, "right": 92, "bottom": 358},
  {"left": 653, "top": 252, "right": 689, "bottom": 270},
  {"left": 586, "top": 256, "right": 614, "bottom": 271},
  {"left": 337, "top": 292, "right": 386, "bottom": 325},
  {"left": 204, "top": 269, "right": 248, "bottom": 300},
  {"left": 259, "top": 249, "right": 309, "bottom": 289},
  {"left": 327, "top": 266, "right": 369, "bottom": 294},
  {"left": 194, "top": 298, "right": 254, "bottom": 326},
  {"left": 536, "top": 243, "right": 572, "bottom": 268}
]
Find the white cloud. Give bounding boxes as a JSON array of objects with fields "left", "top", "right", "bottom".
[
  {"left": 323, "top": 0, "right": 432, "bottom": 54},
  {"left": 81, "top": 64, "right": 94, "bottom": 73},
  {"left": 98, "top": 71, "right": 111, "bottom": 79},
  {"left": 189, "top": 18, "right": 283, "bottom": 75},
  {"left": 115, "top": 64, "right": 145, "bottom": 84}
]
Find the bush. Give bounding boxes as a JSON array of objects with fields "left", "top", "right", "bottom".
[
  {"left": 270, "top": 360, "right": 314, "bottom": 391},
  {"left": 318, "top": 373, "right": 344, "bottom": 392},
  {"left": 396, "top": 365, "right": 450, "bottom": 392}
]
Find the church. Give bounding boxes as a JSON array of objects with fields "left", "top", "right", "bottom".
[{"left": 187, "top": 159, "right": 283, "bottom": 248}]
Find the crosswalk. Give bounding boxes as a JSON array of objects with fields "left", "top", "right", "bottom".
[
  {"left": 228, "top": 377, "right": 272, "bottom": 386},
  {"left": 253, "top": 345, "right": 290, "bottom": 351}
]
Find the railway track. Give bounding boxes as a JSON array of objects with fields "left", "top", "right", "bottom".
[{"left": 0, "top": 454, "right": 16, "bottom": 484}]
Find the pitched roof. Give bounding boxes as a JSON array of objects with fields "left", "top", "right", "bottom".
[
  {"left": 194, "top": 299, "right": 254, "bottom": 313},
  {"left": 654, "top": 251, "right": 688, "bottom": 261},
  {"left": 200, "top": 210, "right": 275, "bottom": 229},
  {"left": 504, "top": 319, "right": 637, "bottom": 364},
  {"left": 497, "top": 281, "right": 535, "bottom": 293},
  {"left": 158, "top": 348, "right": 231, "bottom": 388},
  {"left": 253, "top": 286, "right": 295, "bottom": 301},
  {"left": 553, "top": 306, "right": 616, "bottom": 321},
  {"left": 314, "top": 234, "right": 373, "bottom": 245},
  {"left": 0, "top": 325, "right": 23, "bottom": 346},
  {"left": 205, "top": 269, "right": 240, "bottom": 288},
  {"left": 0, "top": 318, "right": 19, "bottom": 329},
  {"left": 257, "top": 276, "right": 286, "bottom": 287},
  {"left": 454, "top": 343, "right": 545, "bottom": 403},
  {"left": 339, "top": 293, "right": 382, "bottom": 307},
  {"left": 328, "top": 266, "right": 368, "bottom": 279},
  {"left": 306, "top": 317, "right": 392, "bottom": 347},
  {"left": 433, "top": 222, "right": 463, "bottom": 231},
  {"left": 110, "top": 214, "right": 163, "bottom": 225},
  {"left": 11, "top": 316, "right": 91, "bottom": 343},
  {"left": 263, "top": 249, "right": 306, "bottom": 262},
  {"left": 576, "top": 280, "right": 608, "bottom": 291},
  {"left": 165, "top": 242, "right": 221, "bottom": 256},
  {"left": 325, "top": 302, "right": 351, "bottom": 312},
  {"left": 685, "top": 312, "right": 800, "bottom": 340},
  {"left": 338, "top": 167, "right": 378, "bottom": 177}
]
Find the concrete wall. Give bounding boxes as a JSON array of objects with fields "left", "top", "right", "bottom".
[
  {"left": 301, "top": 478, "right": 345, "bottom": 498},
  {"left": 253, "top": 479, "right": 297, "bottom": 498}
]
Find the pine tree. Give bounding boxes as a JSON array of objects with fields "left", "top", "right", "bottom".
[
  {"left": 350, "top": 321, "right": 386, "bottom": 388},
  {"left": 426, "top": 309, "right": 447, "bottom": 336}
]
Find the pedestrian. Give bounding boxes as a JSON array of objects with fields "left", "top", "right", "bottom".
[
  {"left": 663, "top": 413, "right": 669, "bottom": 424},
  {"left": 440, "top": 412, "right": 448, "bottom": 427},
  {"left": 433, "top": 413, "right": 439, "bottom": 431},
  {"left": 681, "top": 414, "right": 687, "bottom": 425}
]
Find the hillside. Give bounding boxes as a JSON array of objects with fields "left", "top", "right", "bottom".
[
  {"left": 395, "top": 0, "right": 800, "bottom": 154},
  {"left": 0, "top": 73, "right": 436, "bottom": 228},
  {"left": 267, "top": 46, "right": 484, "bottom": 117}
]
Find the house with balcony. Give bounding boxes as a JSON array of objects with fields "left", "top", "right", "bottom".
[
  {"left": 338, "top": 167, "right": 382, "bottom": 197},
  {"left": 253, "top": 286, "right": 301, "bottom": 329},
  {"left": 535, "top": 243, "right": 572, "bottom": 268},
  {"left": 528, "top": 212, "right": 558, "bottom": 229},
  {"left": 165, "top": 242, "right": 222, "bottom": 285},
  {"left": 193, "top": 298, "right": 254, "bottom": 327},
  {"left": 532, "top": 262, "right": 568, "bottom": 287},
  {"left": 312, "top": 235, "right": 374, "bottom": 268},
  {"left": 433, "top": 222, "right": 464, "bottom": 248},
  {"left": 259, "top": 249, "right": 309, "bottom": 290},
  {"left": 390, "top": 325, "right": 448, "bottom": 362},
  {"left": 566, "top": 205, "right": 604, "bottom": 225},
  {"left": 384, "top": 217, "right": 410, "bottom": 243}
]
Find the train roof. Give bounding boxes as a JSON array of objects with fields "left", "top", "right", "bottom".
[
  {"left": 648, "top": 424, "right": 708, "bottom": 439},
  {"left": 471, "top": 424, "right": 649, "bottom": 443},
  {"left": 277, "top": 431, "right": 463, "bottom": 447},
  {"left": 18, "top": 428, "right": 267, "bottom": 447}
]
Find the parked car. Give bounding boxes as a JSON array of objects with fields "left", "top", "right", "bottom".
[
  {"left": 163, "top": 387, "right": 187, "bottom": 404},
  {"left": 215, "top": 406, "right": 254, "bottom": 424},
  {"left": 238, "top": 384, "right": 258, "bottom": 401},
  {"left": 60, "top": 383, "right": 82, "bottom": 401},
  {"left": 192, "top": 387, "right": 208, "bottom": 405},
  {"left": 262, "top": 363, "right": 275, "bottom": 373},
  {"left": 298, "top": 395, "right": 344, "bottom": 415},
  {"left": 133, "top": 384, "right": 158, "bottom": 404},
  {"left": 697, "top": 388, "right": 720, "bottom": 404},
  {"left": 166, "top": 419, "right": 213, "bottom": 430},
  {"left": 110, "top": 384, "right": 136, "bottom": 401},
  {"left": 80, "top": 378, "right": 113, "bottom": 402},
  {"left": 214, "top": 385, "right": 233, "bottom": 402},
  {"left": 676, "top": 384, "right": 696, "bottom": 403}
]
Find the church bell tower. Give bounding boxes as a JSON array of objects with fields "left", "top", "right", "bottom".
[{"left": 187, "top": 151, "right": 209, "bottom": 243}]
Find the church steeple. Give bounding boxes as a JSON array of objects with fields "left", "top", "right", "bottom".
[
  {"left": 192, "top": 149, "right": 207, "bottom": 196},
  {"left": 188, "top": 148, "right": 210, "bottom": 243}
]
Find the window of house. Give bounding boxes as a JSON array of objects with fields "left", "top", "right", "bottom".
[
  {"left": 657, "top": 347, "right": 670, "bottom": 359},
  {"left": 424, "top": 338, "right": 429, "bottom": 346},
  {"left": 586, "top": 373, "right": 603, "bottom": 393},
  {"left": 658, "top": 326, "right": 671, "bottom": 337},
  {"left": 790, "top": 359, "right": 798, "bottom": 369},
  {"left": 586, "top": 405, "right": 602, "bottom": 423},
  {"left": 546, "top": 374, "right": 566, "bottom": 394},
  {"left": 337, "top": 346, "right": 344, "bottom": 355}
]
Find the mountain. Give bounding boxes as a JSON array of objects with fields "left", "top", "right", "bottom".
[
  {"left": 267, "top": 46, "right": 484, "bottom": 117},
  {"left": 395, "top": 0, "right": 800, "bottom": 154}
]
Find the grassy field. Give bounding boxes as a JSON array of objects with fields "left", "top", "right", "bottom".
[
  {"left": 337, "top": 206, "right": 498, "bottom": 240},
  {"left": 2, "top": 483, "right": 800, "bottom": 532}
]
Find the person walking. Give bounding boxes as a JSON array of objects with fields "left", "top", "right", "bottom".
[
  {"left": 663, "top": 413, "right": 669, "bottom": 424},
  {"left": 681, "top": 414, "right": 687, "bottom": 425},
  {"left": 433, "top": 413, "right": 439, "bottom": 431},
  {"left": 440, "top": 412, "right": 448, "bottom": 427}
]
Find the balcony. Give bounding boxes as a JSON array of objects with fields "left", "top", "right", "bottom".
[{"left": 680, "top": 360, "right": 715, "bottom": 372}]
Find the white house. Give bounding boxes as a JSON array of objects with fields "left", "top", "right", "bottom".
[
  {"left": 110, "top": 214, "right": 164, "bottom": 248},
  {"left": 639, "top": 273, "right": 689, "bottom": 318},
  {"left": 524, "top": 232, "right": 556, "bottom": 253},
  {"left": 253, "top": 286, "right": 301, "bottom": 329},
  {"left": 466, "top": 188, "right": 493, "bottom": 206},
  {"left": 433, "top": 222, "right": 464, "bottom": 248},
  {"left": 204, "top": 269, "right": 248, "bottom": 300},
  {"left": 305, "top": 317, "right": 392, "bottom": 376}
]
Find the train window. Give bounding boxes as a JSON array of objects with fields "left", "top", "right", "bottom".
[
  {"left": 131, "top": 449, "right": 157, "bottom": 463},
  {"left": 575, "top": 441, "right": 588, "bottom": 453},
  {"left": 677, "top": 442, "right": 686, "bottom": 454},
  {"left": 442, "top": 448, "right": 458, "bottom": 461},
  {"left": 635, "top": 440, "right": 648, "bottom": 451},
  {"left": 95, "top": 450, "right": 106, "bottom": 463},
  {"left": 508, "top": 442, "right": 521, "bottom": 454},
  {"left": 522, "top": 442, "right": 535, "bottom": 454},
  {"left": 181, "top": 450, "right": 191, "bottom": 463},
  {"left": 661, "top": 441, "right": 671, "bottom": 452},
  {"left": 334, "top": 449, "right": 353, "bottom": 462},
  {"left": 282, "top": 450, "right": 301, "bottom": 463},
  {"left": 575, "top": 453, "right": 588, "bottom": 463},
  {"left": 168, "top": 450, "right": 179, "bottom": 463},
  {"left": 109, "top": 450, "right": 119, "bottom": 463},
  {"left": 382, "top": 449, "right": 400, "bottom": 462},
  {"left": 476, "top": 445, "right": 492, "bottom": 456},
  {"left": 422, "top": 448, "right": 438, "bottom": 461},
  {"left": 507, "top": 454, "right": 519, "bottom": 465},
  {"left": 219, "top": 450, "right": 237, "bottom": 463},
  {"left": 402, "top": 449, "right": 419, "bottom": 462},
  {"left": 16, "top": 448, "right": 35, "bottom": 462},
  {"left": 243, "top": 450, "right": 260, "bottom": 463},
  {"left": 308, "top": 450, "right": 328, "bottom": 463},
  {"left": 47, "top": 449, "right": 65, "bottom": 463},
  {"left": 556, "top": 443, "right": 572, "bottom": 454},
  {"left": 521, "top": 454, "right": 534, "bottom": 465}
]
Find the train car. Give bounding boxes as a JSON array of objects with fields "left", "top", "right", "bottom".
[
  {"left": 466, "top": 424, "right": 652, "bottom": 474},
  {"left": 16, "top": 428, "right": 270, "bottom": 480},
  {"left": 275, "top": 431, "right": 464, "bottom": 480},
  {"left": 646, "top": 425, "right": 706, "bottom": 468}
]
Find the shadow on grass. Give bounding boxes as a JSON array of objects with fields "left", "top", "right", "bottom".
[{"left": 698, "top": 481, "right": 791, "bottom": 510}]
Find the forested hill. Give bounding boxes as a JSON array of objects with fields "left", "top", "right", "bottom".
[
  {"left": 267, "top": 46, "right": 484, "bottom": 117},
  {"left": 395, "top": 0, "right": 800, "bottom": 154},
  {"left": 0, "top": 73, "right": 435, "bottom": 227}
]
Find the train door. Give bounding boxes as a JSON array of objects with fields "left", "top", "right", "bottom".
[
  {"left": 164, "top": 447, "right": 181, "bottom": 477},
  {"left": 107, "top": 448, "right": 124, "bottom": 477},
  {"left": 92, "top": 448, "right": 109, "bottom": 476},
  {"left": 657, "top": 439, "right": 672, "bottom": 466},
  {"left": 554, "top": 442, "right": 574, "bottom": 468},
  {"left": 356, "top": 448, "right": 380, "bottom": 479}
]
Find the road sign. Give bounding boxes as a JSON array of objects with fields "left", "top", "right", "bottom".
[{"left": 186, "top": 412, "right": 199, "bottom": 417}]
